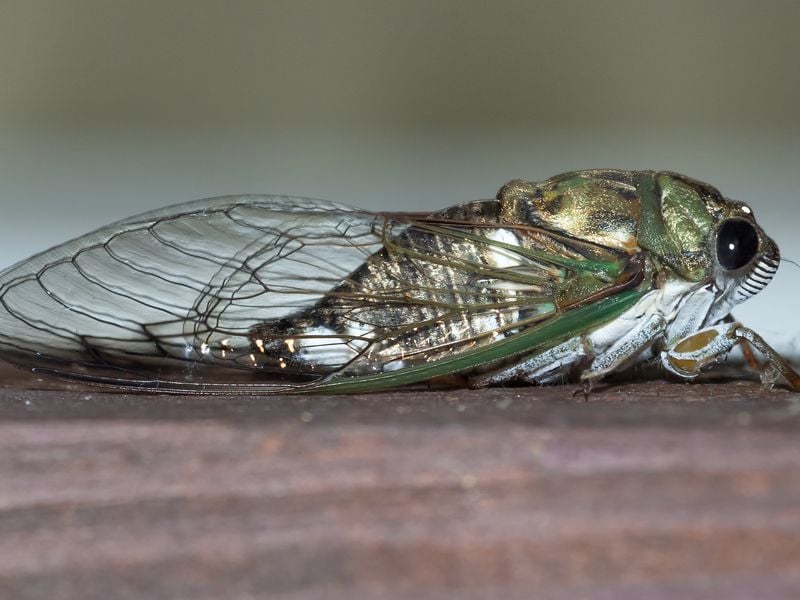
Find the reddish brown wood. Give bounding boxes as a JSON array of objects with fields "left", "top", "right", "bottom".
[{"left": 1, "top": 364, "right": 800, "bottom": 598}]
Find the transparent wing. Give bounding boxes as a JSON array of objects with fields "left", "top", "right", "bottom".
[
  {"left": 0, "top": 195, "right": 391, "bottom": 390},
  {"left": 0, "top": 195, "right": 640, "bottom": 393}
]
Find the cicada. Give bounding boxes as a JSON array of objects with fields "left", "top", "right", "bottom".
[{"left": 0, "top": 169, "right": 797, "bottom": 394}]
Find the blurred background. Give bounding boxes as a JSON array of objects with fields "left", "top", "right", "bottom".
[{"left": 1, "top": 0, "right": 798, "bottom": 357}]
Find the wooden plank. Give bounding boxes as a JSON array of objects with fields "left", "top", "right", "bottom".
[{"left": 1, "top": 364, "right": 800, "bottom": 599}]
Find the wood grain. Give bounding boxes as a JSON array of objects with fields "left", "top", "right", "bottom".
[{"left": 2, "top": 365, "right": 800, "bottom": 599}]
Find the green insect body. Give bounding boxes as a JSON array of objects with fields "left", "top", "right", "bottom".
[{"left": 0, "top": 169, "right": 796, "bottom": 393}]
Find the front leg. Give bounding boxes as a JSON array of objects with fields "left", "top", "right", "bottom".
[{"left": 662, "top": 322, "right": 800, "bottom": 390}]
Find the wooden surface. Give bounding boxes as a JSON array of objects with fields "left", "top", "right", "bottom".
[{"left": 2, "top": 365, "right": 800, "bottom": 599}]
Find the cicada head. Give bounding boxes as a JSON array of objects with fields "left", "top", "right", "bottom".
[
  {"left": 655, "top": 171, "right": 781, "bottom": 324},
  {"left": 704, "top": 194, "right": 780, "bottom": 325}
]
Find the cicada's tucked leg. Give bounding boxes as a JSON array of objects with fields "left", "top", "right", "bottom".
[
  {"left": 662, "top": 322, "right": 800, "bottom": 391},
  {"left": 467, "top": 337, "right": 590, "bottom": 388},
  {"left": 470, "top": 311, "right": 669, "bottom": 389},
  {"left": 578, "top": 313, "right": 667, "bottom": 384}
]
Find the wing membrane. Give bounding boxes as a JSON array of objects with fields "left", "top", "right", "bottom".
[{"left": 0, "top": 196, "right": 386, "bottom": 386}]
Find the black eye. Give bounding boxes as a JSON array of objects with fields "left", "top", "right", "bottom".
[{"left": 716, "top": 219, "right": 759, "bottom": 270}]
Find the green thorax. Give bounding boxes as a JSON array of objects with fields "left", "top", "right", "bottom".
[{"left": 496, "top": 169, "right": 718, "bottom": 281}]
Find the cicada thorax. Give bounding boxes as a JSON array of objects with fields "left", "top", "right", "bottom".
[
  {"left": 495, "top": 169, "right": 730, "bottom": 283},
  {"left": 496, "top": 170, "right": 644, "bottom": 256}
]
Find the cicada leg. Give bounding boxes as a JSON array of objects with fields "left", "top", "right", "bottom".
[
  {"left": 662, "top": 322, "right": 800, "bottom": 391},
  {"left": 723, "top": 314, "right": 763, "bottom": 373},
  {"left": 467, "top": 337, "right": 590, "bottom": 388},
  {"left": 738, "top": 338, "right": 763, "bottom": 372},
  {"left": 469, "top": 312, "right": 668, "bottom": 389},
  {"left": 579, "top": 313, "right": 667, "bottom": 383}
]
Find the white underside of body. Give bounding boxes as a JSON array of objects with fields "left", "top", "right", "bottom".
[
  {"left": 584, "top": 278, "right": 714, "bottom": 373},
  {"left": 476, "top": 277, "right": 722, "bottom": 386}
]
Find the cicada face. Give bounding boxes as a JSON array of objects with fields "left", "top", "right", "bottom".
[
  {"left": 0, "top": 172, "right": 796, "bottom": 394},
  {"left": 705, "top": 201, "right": 781, "bottom": 326}
]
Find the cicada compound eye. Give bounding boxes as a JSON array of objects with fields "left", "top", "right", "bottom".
[{"left": 716, "top": 219, "right": 759, "bottom": 270}]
